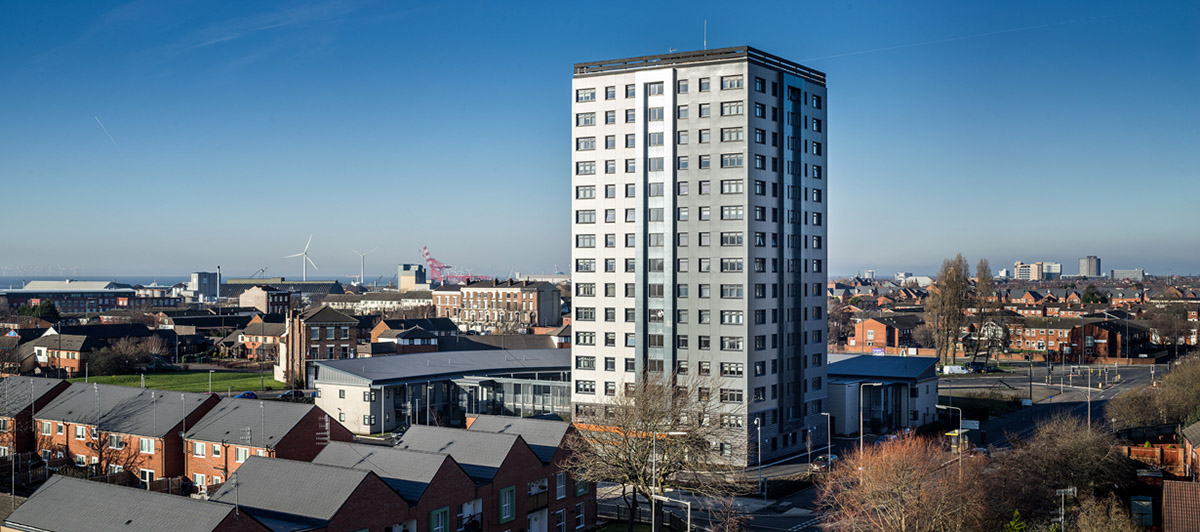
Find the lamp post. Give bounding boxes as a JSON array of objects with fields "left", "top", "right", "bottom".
[
  {"left": 858, "top": 382, "right": 883, "bottom": 452},
  {"left": 651, "top": 494, "right": 691, "bottom": 532},
  {"left": 936, "top": 404, "right": 963, "bottom": 478},
  {"left": 650, "top": 431, "right": 687, "bottom": 532},
  {"left": 753, "top": 417, "right": 762, "bottom": 498},
  {"left": 208, "top": 370, "right": 214, "bottom": 394}
]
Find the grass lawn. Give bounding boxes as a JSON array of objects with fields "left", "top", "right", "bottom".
[{"left": 69, "top": 371, "right": 287, "bottom": 393}]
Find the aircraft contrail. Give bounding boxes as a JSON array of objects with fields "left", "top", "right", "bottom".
[
  {"left": 94, "top": 116, "right": 120, "bottom": 151},
  {"left": 801, "top": 17, "right": 1101, "bottom": 62}
]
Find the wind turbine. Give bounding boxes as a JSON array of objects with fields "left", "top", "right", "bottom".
[
  {"left": 348, "top": 247, "right": 378, "bottom": 285},
  {"left": 284, "top": 235, "right": 318, "bottom": 281}
]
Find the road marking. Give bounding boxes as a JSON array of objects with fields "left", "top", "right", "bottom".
[{"left": 789, "top": 516, "right": 822, "bottom": 531}]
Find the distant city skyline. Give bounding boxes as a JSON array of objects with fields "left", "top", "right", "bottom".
[{"left": 2, "top": 1, "right": 1197, "bottom": 277}]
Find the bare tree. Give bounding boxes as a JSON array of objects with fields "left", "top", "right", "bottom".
[
  {"left": 1149, "top": 304, "right": 1189, "bottom": 358},
  {"left": 827, "top": 299, "right": 851, "bottom": 346},
  {"left": 1073, "top": 495, "right": 1137, "bottom": 532},
  {"left": 706, "top": 497, "right": 750, "bottom": 532},
  {"left": 561, "top": 373, "right": 751, "bottom": 532},
  {"left": 912, "top": 324, "right": 935, "bottom": 349},
  {"left": 1106, "top": 354, "right": 1200, "bottom": 428},
  {"left": 926, "top": 255, "right": 970, "bottom": 365},
  {"left": 817, "top": 435, "right": 985, "bottom": 532}
]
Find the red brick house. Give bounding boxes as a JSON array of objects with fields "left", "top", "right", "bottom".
[
  {"left": 34, "top": 383, "right": 219, "bottom": 483},
  {"left": 279, "top": 305, "right": 359, "bottom": 386},
  {"left": 0, "top": 376, "right": 69, "bottom": 456},
  {"left": 184, "top": 399, "right": 352, "bottom": 489},
  {"left": 209, "top": 456, "right": 410, "bottom": 532},
  {"left": 1066, "top": 320, "right": 1151, "bottom": 361},
  {"left": 850, "top": 315, "right": 923, "bottom": 349}
]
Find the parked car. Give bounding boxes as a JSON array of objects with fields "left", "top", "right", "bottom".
[
  {"left": 278, "top": 390, "right": 306, "bottom": 401},
  {"left": 234, "top": 391, "right": 258, "bottom": 399},
  {"left": 811, "top": 454, "right": 839, "bottom": 472}
]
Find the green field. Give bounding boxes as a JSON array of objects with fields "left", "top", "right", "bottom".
[{"left": 69, "top": 371, "right": 286, "bottom": 393}]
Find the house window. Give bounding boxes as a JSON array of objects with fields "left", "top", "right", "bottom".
[
  {"left": 576, "top": 502, "right": 586, "bottom": 528},
  {"left": 576, "top": 480, "right": 590, "bottom": 496},
  {"left": 107, "top": 434, "right": 124, "bottom": 449},
  {"left": 193, "top": 442, "right": 206, "bottom": 457},
  {"left": 139, "top": 438, "right": 154, "bottom": 454},
  {"left": 193, "top": 473, "right": 205, "bottom": 486},
  {"left": 555, "top": 509, "right": 567, "bottom": 532},
  {"left": 212, "top": 444, "right": 221, "bottom": 458},
  {"left": 75, "top": 425, "right": 86, "bottom": 440},
  {"left": 556, "top": 472, "right": 567, "bottom": 499},
  {"left": 431, "top": 507, "right": 450, "bottom": 532},
  {"left": 499, "top": 486, "right": 516, "bottom": 523}
]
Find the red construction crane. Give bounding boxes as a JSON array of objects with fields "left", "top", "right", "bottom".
[{"left": 420, "top": 246, "right": 489, "bottom": 285}]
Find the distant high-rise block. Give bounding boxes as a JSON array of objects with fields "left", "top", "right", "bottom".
[
  {"left": 1079, "top": 256, "right": 1101, "bottom": 277},
  {"left": 570, "top": 47, "right": 828, "bottom": 465}
]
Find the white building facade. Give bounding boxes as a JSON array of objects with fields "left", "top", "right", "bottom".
[{"left": 569, "top": 47, "right": 829, "bottom": 464}]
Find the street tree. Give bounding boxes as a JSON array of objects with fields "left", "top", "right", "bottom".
[
  {"left": 817, "top": 435, "right": 985, "bottom": 532},
  {"left": 1107, "top": 354, "right": 1200, "bottom": 428},
  {"left": 562, "top": 373, "right": 750, "bottom": 532},
  {"left": 985, "top": 415, "right": 1135, "bottom": 527},
  {"left": 926, "top": 254, "right": 970, "bottom": 365},
  {"left": 1148, "top": 304, "right": 1189, "bottom": 358},
  {"left": 1073, "top": 495, "right": 1138, "bottom": 532}
]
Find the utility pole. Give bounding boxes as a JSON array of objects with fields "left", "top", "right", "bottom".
[{"left": 1028, "top": 356, "right": 1034, "bottom": 423}]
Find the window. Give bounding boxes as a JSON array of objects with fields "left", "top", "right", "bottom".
[
  {"left": 720, "top": 101, "right": 744, "bottom": 116},
  {"left": 575, "top": 259, "right": 595, "bottom": 272},
  {"left": 648, "top": 157, "right": 664, "bottom": 171},
  {"left": 604, "top": 111, "right": 616, "bottom": 125},
  {"left": 139, "top": 438, "right": 154, "bottom": 454},
  {"left": 605, "top": 209, "right": 616, "bottom": 223},
  {"left": 720, "top": 179, "right": 743, "bottom": 194},
  {"left": 812, "top": 188, "right": 823, "bottom": 202},
  {"left": 720, "top": 258, "right": 743, "bottom": 272},
  {"left": 721, "top": 232, "right": 743, "bottom": 246},
  {"left": 605, "top": 160, "right": 615, "bottom": 173},
  {"left": 812, "top": 142, "right": 822, "bottom": 156},
  {"left": 575, "top": 161, "right": 595, "bottom": 175},
  {"left": 431, "top": 507, "right": 450, "bottom": 532},
  {"left": 576, "top": 88, "right": 595, "bottom": 102},
  {"left": 699, "top": 77, "right": 711, "bottom": 91},
  {"left": 677, "top": 156, "right": 688, "bottom": 170},
  {"left": 235, "top": 447, "right": 249, "bottom": 463},
  {"left": 720, "top": 388, "right": 744, "bottom": 403},
  {"left": 812, "top": 94, "right": 822, "bottom": 109},
  {"left": 720, "top": 284, "right": 744, "bottom": 299},
  {"left": 575, "top": 307, "right": 595, "bottom": 321},
  {"left": 575, "top": 332, "right": 595, "bottom": 345},
  {"left": 699, "top": 104, "right": 711, "bottom": 118},
  {"left": 605, "top": 86, "right": 616, "bottom": 100},
  {"left": 721, "top": 75, "right": 743, "bottom": 89},
  {"left": 754, "top": 154, "right": 765, "bottom": 169},
  {"left": 499, "top": 486, "right": 516, "bottom": 523},
  {"left": 812, "top": 118, "right": 823, "bottom": 132},
  {"left": 677, "top": 105, "right": 689, "bottom": 119},
  {"left": 625, "top": 358, "right": 636, "bottom": 372},
  {"left": 605, "top": 184, "right": 616, "bottom": 198},
  {"left": 75, "top": 425, "right": 86, "bottom": 440},
  {"left": 720, "top": 206, "right": 744, "bottom": 220},
  {"left": 754, "top": 103, "right": 765, "bottom": 118},
  {"left": 720, "top": 127, "right": 743, "bottom": 142},
  {"left": 677, "top": 79, "right": 689, "bottom": 93},
  {"left": 556, "top": 472, "right": 568, "bottom": 499},
  {"left": 720, "top": 311, "right": 744, "bottom": 325},
  {"left": 648, "top": 132, "right": 664, "bottom": 146},
  {"left": 575, "top": 380, "right": 595, "bottom": 394},
  {"left": 108, "top": 434, "right": 124, "bottom": 449},
  {"left": 754, "top": 77, "right": 765, "bottom": 92},
  {"left": 625, "top": 84, "right": 636, "bottom": 98},
  {"left": 721, "top": 153, "right": 743, "bottom": 168},
  {"left": 647, "top": 107, "right": 664, "bottom": 121},
  {"left": 212, "top": 444, "right": 221, "bottom": 458},
  {"left": 625, "top": 109, "right": 636, "bottom": 123},
  {"left": 646, "top": 82, "right": 664, "bottom": 95},
  {"left": 193, "top": 441, "right": 206, "bottom": 457},
  {"left": 575, "top": 137, "right": 595, "bottom": 151},
  {"left": 575, "top": 185, "right": 594, "bottom": 199},
  {"left": 575, "top": 235, "right": 594, "bottom": 248},
  {"left": 575, "top": 113, "right": 595, "bottom": 126},
  {"left": 626, "top": 209, "right": 636, "bottom": 222},
  {"left": 576, "top": 502, "right": 586, "bottom": 528}
]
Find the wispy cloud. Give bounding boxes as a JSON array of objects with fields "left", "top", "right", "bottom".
[{"left": 183, "top": 1, "right": 363, "bottom": 50}]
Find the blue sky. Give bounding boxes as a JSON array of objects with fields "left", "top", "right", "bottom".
[{"left": 2, "top": 0, "right": 1197, "bottom": 280}]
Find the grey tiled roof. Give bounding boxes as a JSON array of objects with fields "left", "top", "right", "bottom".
[
  {"left": 185, "top": 399, "right": 315, "bottom": 447},
  {"left": 395, "top": 425, "right": 524, "bottom": 481},
  {"left": 298, "top": 305, "right": 357, "bottom": 324},
  {"left": 37, "top": 382, "right": 214, "bottom": 438},
  {"left": 313, "top": 441, "right": 459, "bottom": 501},
  {"left": 5, "top": 475, "right": 252, "bottom": 532},
  {"left": 466, "top": 415, "right": 568, "bottom": 464},
  {"left": 210, "top": 456, "right": 373, "bottom": 526},
  {"left": 0, "top": 376, "right": 64, "bottom": 417}
]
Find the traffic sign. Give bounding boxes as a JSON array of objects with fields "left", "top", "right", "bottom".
[{"left": 962, "top": 419, "right": 980, "bottom": 430}]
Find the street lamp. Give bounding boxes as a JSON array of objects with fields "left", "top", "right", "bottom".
[
  {"left": 859, "top": 382, "right": 883, "bottom": 451},
  {"left": 753, "top": 417, "right": 762, "bottom": 498},
  {"left": 208, "top": 370, "right": 215, "bottom": 394},
  {"left": 936, "top": 404, "right": 963, "bottom": 478},
  {"left": 651, "top": 494, "right": 691, "bottom": 532}
]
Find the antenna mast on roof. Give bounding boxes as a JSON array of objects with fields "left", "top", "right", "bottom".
[{"left": 703, "top": 20, "right": 707, "bottom": 50}]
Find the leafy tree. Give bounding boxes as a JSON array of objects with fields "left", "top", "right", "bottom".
[
  {"left": 17, "top": 300, "right": 60, "bottom": 322},
  {"left": 1002, "top": 510, "right": 1028, "bottom": 532},
  {"left": 88, "top": 337, "right": 158, "bottom": 376},
  {"left": 1081, "top": 285, "right": 1105, "bottom": 304}
]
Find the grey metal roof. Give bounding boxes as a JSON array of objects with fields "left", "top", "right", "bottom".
[
  {"left": 36, "top": 382, "right": 214, "bottom": 438},
  {"left": 210, "top": 456, "right": 373, "bottom": 526},
  {"left": 0, "top": 376, "right": 64, "bottom": 418},
  {"left": 394, "top": 425, "right": 524, "bottom": 481},
  {"left": 436, "top": 335, "right": 558, "bottom": 351},
  {"left": 466, "top": 415, "right": 568, "bottom": 464},
  {"left": 315, "top": 348, "right": 570, "bottom": 387},
  {"left": 5, "top": 475, "right": 250, "bottom": 532},
  {"left": 313, "top": 441, "right": 460, "bottom": 501},
  {"left": 298, "top": 305, "right": 357, "bottom": 324},
  {"left": 827, "top": 354, "right": 939, "bottom": 382},
  {"left": 185, "top": 399, "right": 314, "bottom": 447}
]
